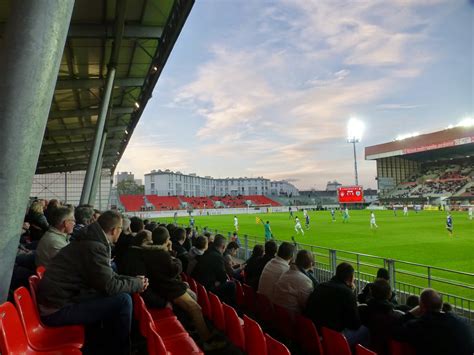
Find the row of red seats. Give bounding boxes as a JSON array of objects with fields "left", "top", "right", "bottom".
[
  {"left": 232, "top": 279, "right": 415, "bottom": 355},
  {"left": 182, "top": 273, "right": 291, "bottom": 355},
  {"left": 132, "top": 293, "right": 203, "bottom": 355},
  {"left": 0, "top": 267, "right": 84, "bottom": 354}
]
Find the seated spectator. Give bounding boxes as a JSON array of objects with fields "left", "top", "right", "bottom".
[
  {"left": 393, "top": 288, "right": 473, "bottom": 355},
  {"left": 223, "top": 241, "right": 243, "bottom": 279},
  {"left": 361, "top": 279, "right": 403, "bottom": 355},
  {"left": 305, "top": 262, "right": 368, "bottom": 347},
  {"left": 248, "top": 240, "right": 277, "bottom": 290},
  {"left": 129, "top": 216, "right": 144, "bottom": 235},
  {"left": 72, "top": 205, "right": 94, "bottom": 237},
  {"left": 273, "top": 249, "right": 315, "bottom": 314},
  {"left": 144, "top": 221, "right": 157, "bottom": 232},
  {"left": 144, "top": 227, "right": 224, "bottom": 351},
  {"left": 244, "top": 244, "right": 264, "bottom": 285},
  {"left": 35, "top": 206, "right": 75, "bottom": 268},
  {"left": 171, "top": 227, "right": 189, "bottom": 271},
  {"left": 187, "top": 235, "right": 208, "bottom": 275},
  {"left": 44, "top": 199, "right": 61, "bottom": 224},
  {"left": 113, "top": 217, "right": 134, "bottom": 269},
  {"left": 117, "top": 230, "right": 167, "bottom": 309},
  {"left": 192, "top": 234, "right": 236, "bottom": 306},
  {"left": 26, "top": 200, "right": 49, "bottom": 240},
  {"left": 396, "top": 295, "right": 419, "bottom": 313},
  {"left": 92, "top": 209, "right": 101, "bottom": 222},
  {"left": 37, "top": 211, "right": 147, "bottom": 355},
  {"left": 257, "top": 242, "right": 295, "bottom": 302},
  {"left": 358, "top": 268, "right": 397, "bottom": 305},
  {"left": 184, "top": 227, "right": 193, "bottom": 251}
]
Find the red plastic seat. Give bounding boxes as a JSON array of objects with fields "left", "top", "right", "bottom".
[
  {"left": 355, "top": 344, "right": 377, "bottom": 355},
  {"left": 208, "top": 292, "right": 225, "bottom": 332},
  {"left": 13, "top": 287, "right": 84, "bottom": 351},
  {"left": 321, "top": 327, "right": 351, "bottom": 355},
  {"left": 141, "top": 307, "right": 187, "bottom": 340},
  {"left": 0, "top": 301, "right": 81, "bottom": 355},
  {"left": 256, "top": 293, "right": 275, "bottom": 327},
  {"left": 265, "top": 333, "right": 291, "bottom": 355},
  {"left": 146, "top": 321, "right": 203, "bottom": 355},
  {"left": 132, "top": 293, "right": 174, "bottom": 324},
  {"left": 28, "top": 275, "right": 40, "bottom": 312},
  {"left": 273, "top": 303, "right": 295, "bottom": 341},
  {"left": 36, "top": 266, "right": 46, "bottom": 279},
  {"left": 294, "top": 313, "right": 324, "bottom": 355},
  {"left": 196, "top": 283, "right": 212, "bottom": 319},
  {"left": 243, "top": 283, "right": 257, "bottom": 314},
  {"left": 222, "top": 303, "right": 245, "bottom": 351},
  {"left": 234, "top": 280, "right": 245, "bottom": 308},
  {"left": 389, "top": 339, "right": 416, "bottom": 355},
  {"left": 188, "top": 277, "right": 198, "bottom": 294},
  {"left": 243, "top": 314, "right": 267, "bottom": 355}
]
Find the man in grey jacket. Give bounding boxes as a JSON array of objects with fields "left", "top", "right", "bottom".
[{"left": 38, "top": 210, "right": 148, "bottom": 355}]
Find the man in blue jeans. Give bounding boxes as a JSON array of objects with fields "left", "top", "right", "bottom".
[{"left": 37, "top": 211, "right": 147, "bottom": 355}]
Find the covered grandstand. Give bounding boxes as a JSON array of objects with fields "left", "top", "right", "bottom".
[
  {"left": 365, "top": 126, "right": 474, "bottom": 206},
  {"left": 0, "top": 0, "right": 193, "bottom": 301}
]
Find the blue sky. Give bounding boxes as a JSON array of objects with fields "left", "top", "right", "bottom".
[{"left": 117, "top": 0, "right": 473, "bottom": 190}]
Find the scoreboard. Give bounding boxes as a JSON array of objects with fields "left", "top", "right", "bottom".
[{"left": 338, "top": 186, "right": 364, "bottom": 203}]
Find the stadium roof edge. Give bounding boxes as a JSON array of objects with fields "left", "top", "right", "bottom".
[{"left": 365, "top": 126, "right": 474, "bottom": 160}]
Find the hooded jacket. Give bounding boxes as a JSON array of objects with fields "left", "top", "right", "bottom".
[{"left": 37, "top": 222, "right": 142, "bottom": 314}]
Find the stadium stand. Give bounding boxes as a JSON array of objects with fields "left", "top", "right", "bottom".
[
  {"left": 179, "top": 196, "right": 215, "bottom": 209},
  {"left": 146, "top": 195, "right": 181, "bottom": 210},
  {"left": 245, "top": 195, "right": 281, "bottom": 206},
  {"left": 119, "top": 195, "right": 147, "bottom": 212},
  {"left": 117, "top": 194, "right": 281, "bottom": 211}
]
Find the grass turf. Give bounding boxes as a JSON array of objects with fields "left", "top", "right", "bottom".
[{"left": 170, "top": 210, "right": 474, "bottom": 299}]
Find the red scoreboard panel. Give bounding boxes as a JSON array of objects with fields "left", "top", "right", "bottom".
[{"left": 338, "top": 186, "right": 364, "bottom": 203}]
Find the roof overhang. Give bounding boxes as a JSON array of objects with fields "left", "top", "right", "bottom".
[
  {"left": 365, "top": 126, "right": 474, "bottom": 160},
  {"left": 0, "top": 0, "right": 194, "bottom": 175}
]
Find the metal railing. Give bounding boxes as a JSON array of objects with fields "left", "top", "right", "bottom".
[{"left": 171, "top": 222, "right": 474, "bottom": 325}]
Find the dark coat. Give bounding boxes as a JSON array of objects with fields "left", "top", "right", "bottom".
[
  {"left": 191, "top": 246, "right": 227, "bottom": 291},
  {"left": 141, "top": 247, "right": 187, "bottom": 301},
  {"left": 248, "top": 254, "right": 274, "bottom": 290},
  {"left": 361, "top": 299, "right": 403, "bottom": 355},
  {"left": 26, "top": 212, "right": 49, "bottom": 240},
  {"left": 244, "top": 255, "right": 262, "bottom": 289},
  {"left": 358, "top": 282, "right": 398, "bottom": 305},
  {"left": 305, "top": 276, "right": 361, "bottom": 332},
  {"left": 117, "top": 246, "right": 167, "bottom": 308},
  {"left": 37, "top": 222, "right": 142, "bottom": 312},
  {"left": 392, "top": 311, "right": 474, "bottom": 355}
]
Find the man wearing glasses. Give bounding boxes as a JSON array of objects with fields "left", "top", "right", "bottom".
[{"left": 35, "top": 206, "right": 75, "bottom": 268}]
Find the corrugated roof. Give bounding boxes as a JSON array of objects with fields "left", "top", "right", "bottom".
[{"left": 0, "top": 0, "right": 194, "bottom": 174}]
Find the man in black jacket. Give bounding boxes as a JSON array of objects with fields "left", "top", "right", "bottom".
[
  {"left": 393, "top": 288, "right": 474, "bottom": 355},
  {"left": 192, "top": 234, "right": 236, "bottom": 305},
  {"left": 305, "top": 262, "right": 368, "bottom": 347},
  {"left": 38, "top": 211, "right": 147, "bottom": 355}
]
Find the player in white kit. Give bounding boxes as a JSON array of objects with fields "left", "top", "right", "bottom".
[
  {"left": 294, "top": 216, "right": 304, "bottom": 235},
  {"left": 233, "top": 215, "right": 239, "bottom": 231},
  {"left": 370, "top": 212, "right": 378, "bottom": 229},
  {"left": 469, "top": 207, "right": 473, "bottom": 220},
  {"left": 403, "top": 206, "right": 408, "bottom": 216}
]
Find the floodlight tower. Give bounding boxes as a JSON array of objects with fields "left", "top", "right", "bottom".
[{"left": 347, "top": 118, "right": 365, "bottom": 186}]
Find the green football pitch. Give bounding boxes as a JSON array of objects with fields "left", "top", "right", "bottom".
[{"left": 170, "top": 210, "right": 474, "bottom": 299}]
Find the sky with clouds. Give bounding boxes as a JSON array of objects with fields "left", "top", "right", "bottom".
[{"left": 117, "top": 0, "right": 473, "bottom": 190}]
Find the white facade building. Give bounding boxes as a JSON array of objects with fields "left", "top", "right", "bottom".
[
  {"left": 270, "top": 180, "right": 300, "bottom": 197},
  {"left": 144, "top": 169, "right": 278, "bottom": 196},
  {"left": 115, "top": 171, "right": 135, "bottom": 185}
]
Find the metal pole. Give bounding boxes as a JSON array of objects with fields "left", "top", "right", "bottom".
[
  {"left": 353, "top": 140, "right": 359, "bottom": 186},
  {"left": 88, "top": 132, "right": 107, "bottom": 206},
  {"left": 0, "top": 0, "right": 74, "bottom": 302},
  {"left": 80, "top": 67, "right": 116, "bottom": 204}
]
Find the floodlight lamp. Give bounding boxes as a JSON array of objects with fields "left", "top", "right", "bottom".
[
  {"left": 134, "top": 102, "right": 140, "bottom": 109},
  {"left": 347, "top": 117, "right": 364, "bottom": 142}
]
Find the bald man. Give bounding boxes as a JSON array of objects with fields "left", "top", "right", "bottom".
[{"left": 393, "top": 288, "right": 473, "bottom": 355}]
